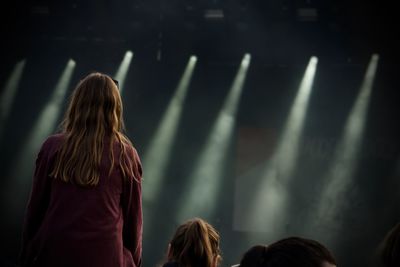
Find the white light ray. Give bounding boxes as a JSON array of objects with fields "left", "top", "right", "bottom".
[
  {"left": 246, "top": 56, "right": 318, "bottom": 233},
  {"left": 143, "top": 56, "right": 197, "bottom": 203},
  {"left": 312, "top": 54, "right": 379, "bottom": 242},
  {"left": 0, "top": 60, "right": 26, "bottom": 138},
  {"left": 177, "top": 54, "right": 251, "bottom": 221},
  {"left": 114, "top": 51, "right": 133, "bottom": 93}
]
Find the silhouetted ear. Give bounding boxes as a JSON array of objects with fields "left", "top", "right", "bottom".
[{"left": 167, "top": 243, "right": 172, "bottom": 259}]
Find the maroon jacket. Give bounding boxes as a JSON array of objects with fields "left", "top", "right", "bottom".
[{"left": 20, "top": 134, "right": 143, "bottom": 267}]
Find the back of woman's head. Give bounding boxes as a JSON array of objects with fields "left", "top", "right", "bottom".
[
  {"left": 51, "top": 72, "right": 138, "bottom": 186},
  {"left": 239, "top": 237, "right": 336, "bottom": 267},
  {"left": 380, "top": 223, "right": 400, "bottom": 267},
  {"left": 168, "top": 218, "right": 221, "bottom": 267},
  {"left": 63, "top": 72, "right": 124, "bottom": 135}
]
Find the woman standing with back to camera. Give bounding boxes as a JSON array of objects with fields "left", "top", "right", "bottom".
[{"left": 20, "top": 72, "right": 143, "bottom": 267}]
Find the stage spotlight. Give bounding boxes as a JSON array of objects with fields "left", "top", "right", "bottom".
[
  {"left": 311, "top": 54, "right": 379, "bottom": 243},
  {"left": 276, "top": 56, "right": 318, "bottom": 179},
  {"left": 25, "top": 59, "right": 76, "bottom": 154},
  {"left": 5, "top": 59, "right": 76, "bottom": 212},
  {"left": 0, "top": 60, "right": 26, "bottom": 138},
  {"left": 177, "top": 53, "right": 251, "bottom": 221},
  {"left": 143, "top": 56, "right": 197, "bottom": 203},
  {"left": 246, "top": 56, "right": 318, "bottom": 233},
  {"left": 114, "top": 51, "right": 133, "bottom": 93}
]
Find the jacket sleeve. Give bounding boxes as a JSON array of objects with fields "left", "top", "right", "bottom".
[
  {"left": 121, "top": 147, "right": 143, "bottom": 267},
  {"left": 20, "top": 140, "right": 52, "bottom": 265}
]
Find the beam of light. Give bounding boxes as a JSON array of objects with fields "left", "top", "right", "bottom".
[
  {"left": 310, "top": 54, "right": 379, "bottom": 243},
  {"left": 5, "top": 59, "right": 76, "bottom": 213},
  {"left": 277, "top": 56, "right": 318, "bottom": 179},
  {"left": 25, "top": 59, "right": 76, "bottom": 157},
  {"left": 176, "top": 54, "right": 251, "bottom": 222},
  {"left": 143, "top": 56, "right": 197, "bottom": 203},
  {"left": 114, "top": 51, "right": 133, "bottom": 93},
  {"left": 0, "top": 60, "right": 26, "bottom": 139},
  {"left": 246, "top": 56, "right": 318, "bottom": 233}
]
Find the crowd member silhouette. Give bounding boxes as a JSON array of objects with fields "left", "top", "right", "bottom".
[
  {"left": 20, "top": 72, "right": 143, "bottom": 267},
  {"left": 162, "top": 218, "right": 222, "bottom": 267},
  {"left": 379, "top": 222, "right": 400, "bottom": 267},
  {"left": 238, "top": 237, "right": 337, "bottom": 267}
]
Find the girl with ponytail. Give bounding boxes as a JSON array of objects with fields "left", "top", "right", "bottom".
[{"left": 163, "top": 218, "right": 222, "bottom": 267}]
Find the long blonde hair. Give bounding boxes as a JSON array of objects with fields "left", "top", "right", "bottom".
[
  {"left": 51, "top": 72, "right": 138, "bottom": 186},
  {"left": 168, "top": 218, "right": 221, "bottom": 267}
]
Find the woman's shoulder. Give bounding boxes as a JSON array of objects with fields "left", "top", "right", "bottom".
[
  {"left": 40, "top": 133, "right": 65, "bottom": 152},
  {"left": 44, "top": 133, "right": 65, "bottom": 145},
  {"left": 113, "top": 135, "right": 139, "bottom": 157}
]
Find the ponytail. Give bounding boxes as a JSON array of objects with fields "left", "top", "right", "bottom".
[{"left": 168, "top": 218, "right": 221, "bottom": 267}]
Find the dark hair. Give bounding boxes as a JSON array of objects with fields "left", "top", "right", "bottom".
[
  {"left": 239, "top": 237, "right": 336, "bottom": 267},
  {"left": 167, "top": 218, "right": 221, "bottom": 267},
  {"left": 380, "top": 223, "right": 400, "bottom": 267},
  {"left": 239, "top": 245, "right": 268, "bottom": 267}
]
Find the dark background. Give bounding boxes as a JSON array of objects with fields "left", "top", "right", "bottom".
[{"left": 0, "top": 0, "right": 399, "bottom": 267}]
